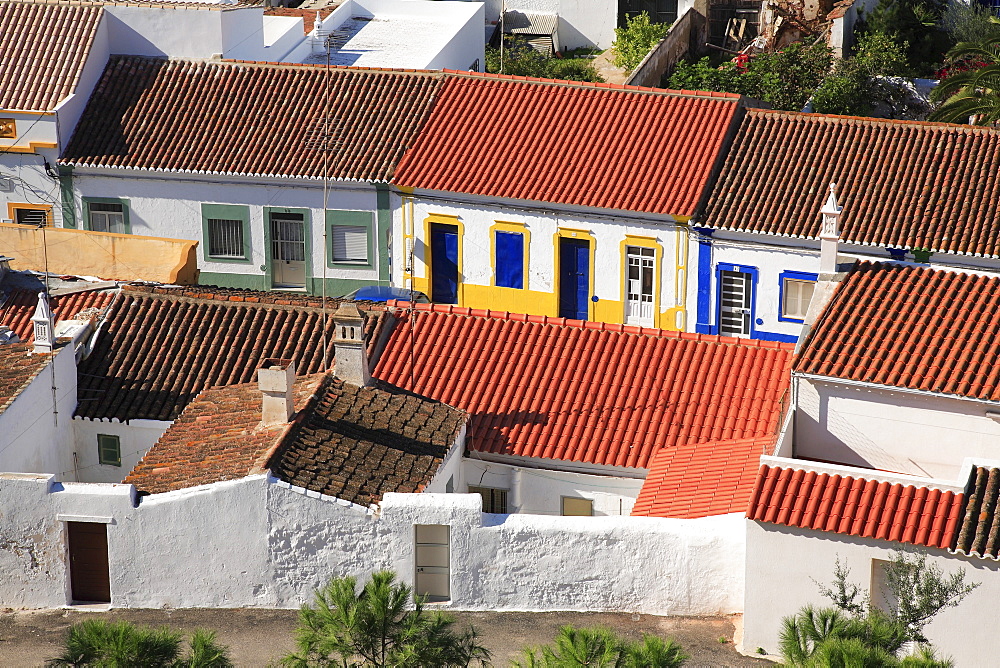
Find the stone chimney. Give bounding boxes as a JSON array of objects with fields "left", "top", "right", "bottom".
[
  {"left": 819, "top": 183, "right": 842, "bottom": 274},
  {"left": 31, "top": 292, "right": 55, "bottom": 354},
  {"left": 258, "top": 359, "right": 296, "bottom": 426},
  {"left": 333, "top": 302, "right": 371, "bottom": 387}
]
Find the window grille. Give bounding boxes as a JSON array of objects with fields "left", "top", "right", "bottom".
[
  {"left": 330, "top": 225, "right": 368, "bottom": 263},
  {"left": 89, "top": 202, "right": 125, "bottom": 233},
  {"left": 207, "top": 218, "right": 245, "bottom": 258}
]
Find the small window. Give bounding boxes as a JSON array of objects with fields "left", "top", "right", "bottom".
[
  {"left": 561, "top": 496, "right": 593, "bottom": 516},
  {"left": 330, "top": 225, "right": 369, "bottom": 263},
  {"left": 207, "top": 218, "right": 246, "bottom": 259},
  {"left": 97, "top": 434, "right": 121, "bottom": 467},
  {"left": 495, "top": 231, "right": 524, "bottom": 289},
  {"left": 469, "top": 485, "right": 508, "bottom": 513},
  {"left": 782, "top": 277, "right": 816, "bottom": 320},
  {"left": 89, "top": 202, "right": 126, "bottom": 234},
  {"left": 13, "top": 207, "right": 50, "bottom": 227}
]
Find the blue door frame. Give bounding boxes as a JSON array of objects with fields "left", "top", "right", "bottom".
[
  {"left": 559, "top": 238, "right": 590, "bottom": 320},
  {"left": 430, "top": 223, "right": 459, "bottom": 304}
]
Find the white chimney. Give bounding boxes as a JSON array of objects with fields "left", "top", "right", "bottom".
[
  {"left": 258, "top": 359, "right": 296, "bottom": 426},
  {"left": 333, "top": 302, "right": 371, "bottom": 387},
  {"left": 31, "top": 292, "right": 55, "bottom": 354},
  {"left": 819, "top": 183, "right": 842, "bottom": 274}
]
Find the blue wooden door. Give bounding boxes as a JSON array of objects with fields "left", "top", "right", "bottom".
[
  {"left": 430, "top": 223, "right": 459, "bottom": 304},
  {"left": 559, "top": 238, "right": 590, "bottom": 320}
]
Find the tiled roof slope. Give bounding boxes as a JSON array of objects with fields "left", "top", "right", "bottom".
[
  {"left": 747, "top": 463, "right": 965, "bottom": 549},
  {"left": 701, "top": 110, "right": 1000, "bottom": 257},
  {"left": 795, "top": 262, "right": 1000, "bottom": 402},
  {"left": 0, "top": 2, "right": 103, "bottom": 111},
  {"left": 955, "top": 466, "right": 1000, "bottom": 559},
  {"left": 373, "top": 305, "right": 792, "bottom": 469},
  {"left": 0, "top": 344, "right": 52, "bottom": 417},
  {"left": 631, "top": 437, "right": 773, "bottom": 519},
  {"left": 124, "top": 375, "right": 324, "bottom": 494},
  {"left": 271, "top": 377, "right": 463, "bottom": 506},
  {"left": 0, "top": 289, "right": 115, "bottom": 342},
  {"left": 393, "top": 72, "right": 743, "bottom": 216},
  {"left": 76, "top": 284, "right": 387, "bottom": 422},
  {"left": 61, "top": 56, "right": 444, "bottom": 181}
]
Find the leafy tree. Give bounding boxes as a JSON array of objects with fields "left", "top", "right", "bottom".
[
  {"left": 856, "top": 0, "right": 951, "bottom": 76},
  {"left": 514, "top": 625, "right": 687, "bottom": 667},
  {"left": 812, "top": 32, "right": 911, "bottom": 116},
  {"left": 46, "top": 619, "right": 233, "bottom": 668},
  {"left": 485, "top": 38, "right": 603, "bottom": 82},
  {"left": 881, "top": 551, "right": 979, "bottom": 643},
  {"left": 280, "top": 571, "right": 490, "bottom": 668},
  {"left": 940, "top": 0, "right": 998, "bottom": 45},
  {"left": 612, "top": 12, "right": 671, "bottom": 72},
  {"left": 930, "top": 21, "right": 1000, "bottom": 124}
]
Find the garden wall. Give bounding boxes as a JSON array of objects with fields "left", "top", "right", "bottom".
[{"left": 625, "top": 2, "right": 708, "bottom": 88}]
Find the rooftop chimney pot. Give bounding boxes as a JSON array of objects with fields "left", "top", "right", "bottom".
[
  {"left": 333, "top": 302, "right": 371, "bottom": 387},
  {"left": 258, "top": 358, "right": 296, "bottom": 426}
]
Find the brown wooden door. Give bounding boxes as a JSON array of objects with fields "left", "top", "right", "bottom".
[{"left": 67, "top": 522, "right": 111, "bottom": 603}]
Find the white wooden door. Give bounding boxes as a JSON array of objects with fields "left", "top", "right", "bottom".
[
  {"left": 719, "top": 270, "right": 752, "bottom": 337},
  {"left": 624, "top": 246, "right": 655, "bottom": 327},
  {"left": 271, "top": 213, "right": 306, "bottom": 288},
  {"left": 414, "top": 524, "right": 450, "bottom": 602}
]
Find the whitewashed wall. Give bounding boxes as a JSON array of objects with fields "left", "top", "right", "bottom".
[
  {"left": 743, "top": 520, "right": 1000, "bottom": 665},
  {"left": 72, "top": 418, "right": 170, "bottom": 484},
  {"left": 504, "top": 0, "right": 618, "bottom": 49},
  {"left": 794, "top": 377, "right": 1000, "bottom": 479},
  {"left": 104, "top": 6, "right": 226, "bottom": 58},
  {"left": 462, "top": 457, "right": 644, "bottom": 516},
  {"left": 0, "top": 345, "right": 77, "bottom": 477},
  {"left": 69, "top": 169, "right": 382, "bottom": 289},
  {"left": 0, "top": 473, "right": 744, "bottom": 615}
]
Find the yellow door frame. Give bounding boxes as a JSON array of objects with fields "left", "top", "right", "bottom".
[{"left": 620, "top": 234, "right": 663, "bottom": 328}]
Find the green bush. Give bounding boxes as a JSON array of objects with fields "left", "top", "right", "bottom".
[
  {"left": 485, "top": 38, "right": 603, "bottom": 82},
  {"left": 812, "top": 32, "right": 909, "bottom": 116},
  {"left": 46, "top": 619, "right": 233, "bottom": 668},
  {"left": 940, "top": 0, "right": 998, "bottom": 44},
  {"left": 612, "top": 12, "right": 671, "bottom": 72},
  {"left": 515, "top": 625, "right": 687, "bottom": 667},
  {"left": 856, "top": 0, "right": 951, "bottom": 76}
]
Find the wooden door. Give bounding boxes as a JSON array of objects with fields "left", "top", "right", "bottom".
[
  {"left": 430, "top": 223, "right": 459, "bottom": 304},
  {"left": 624, "top": 246, "right": 655, "bottom": 327},
  {"left": 559, "top": 238, "right": 590, "bottom": 320},
  {"left": 67, "top": 522, "right": 111, "bottom": 603}
]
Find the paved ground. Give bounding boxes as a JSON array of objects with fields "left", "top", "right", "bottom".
[
  {"left": 592, "top": 50, "right": 631, "bottom": 85},
  {"left": 0, "top": 608, "right": 773, "bottom": 666}
]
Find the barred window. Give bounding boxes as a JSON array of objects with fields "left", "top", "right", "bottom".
[{"left": 207, "top": 218, "right": 245, "bottom": 259}]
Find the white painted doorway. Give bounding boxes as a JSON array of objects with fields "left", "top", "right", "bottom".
[
  {"left": 624, "top": 246, "right": 655, "bottom": 327},
  {"left": 270, "top": 213, "right": 306, "bottom": 289},
  {"left": 414, "top": 524, "right": 450, "bottom": 603},
  {"left": 718, "top": 270, "right": 752, "bottom": 337}
]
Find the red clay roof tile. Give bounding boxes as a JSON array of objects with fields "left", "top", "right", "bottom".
[
  {"left": 373, "top": 305, "right": 792, "bottom": 468},
  {"left": 1, "top": 288, "right": 116, "bottom": 343},
  {"left": 0, "top": 344, "right": 52, "bottom": 417}
]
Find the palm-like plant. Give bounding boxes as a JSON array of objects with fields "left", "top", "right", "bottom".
[
  {"left": 46, "top": 619, "right": 233, "bottom": 668},
  {"left": 930, "top": 20, "right": 1000, "bottom": 125},
  {"left": 779, "top": 605, "right": 850, "bottom": 665},
  {"left": 514, "top": 625, "right": 687, "bottom": 668},
  {"left": 281, "top": 570, "right": 490, "bottom": 668}
]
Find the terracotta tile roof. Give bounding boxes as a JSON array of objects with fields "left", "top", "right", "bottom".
[
  {"left": 75, "top": 284, "right": 387, "bottom": 422},
  {"left": 0, "top": 2, "right": 104, "bottom": 111},
  {"left": 0, "top": 288, "right": 116, "bottom": 343},
  {"left": 61, "top": 56, "right": 444, "bottom": 182},
  {"left": 701, "top": 109, "right": 1000, "bottom": 257},
  {"left": 795, "top": 262, "right": 1000, "bottom": 402},
  {"left": 124, "top": 375, "right": 324, "bottom": 495},
  {"left": 0, "top": 344, "right": 52, "bottom": 417},
  {"left": 954, "top": 466, "right": 1000, "bottom": 559},
  {"left": 631, "top": 437, "right": 773, "bottom": 519},
  {"left": 270, "top": 377, "right": 464, "bottom": 505},
  {"left": 393, "top": 72, "right": 743, "bottom": 216},
  {"left": 373, "top": 305, "right": 793, "bottom": 469},
  {"left": 747, "top": 462, "right": 966, "bottom": 549},
  {"left": 128, "top": 373, "right": 463, "bottom": 501}
]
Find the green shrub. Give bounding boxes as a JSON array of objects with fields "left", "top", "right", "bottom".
[
  {"left": 485, "top": 38, "right": 603, "bottom": 82},
  {"left": 46, "top": 619, "right": 233, "bottom": 668},
  {"left": 515, "top": 625, "right": 687, "bottom": 668},
  {"left": 612, "top": 12, "right": 671, "bottom": 72}
]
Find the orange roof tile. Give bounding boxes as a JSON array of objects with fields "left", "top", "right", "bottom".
[
  {"left": 393, "top": 72, "right": 744, "bottom": 216},
  {"left": 0, "top": 288, "right": 115, "bottom": 343},
  {"left": 373, "top": 305, "right": 792, "bottom": 469},
  {"left": 0, "top": 2, "right": 103, "bottom": 111},
  {"left": 702, "top": 109, "right": 1000, "bottom": 257},
  {"left": 746, "top": 463, "right": 965, "bottom": 549},
  {"left": 631, "top": 437, "right": 773, "bottom": 519},
  {"left": 795, "top": 262, "right": 1000, "bottom": 402},
  {"left": 0, "top": 344, "right": 52, "bottom": 417}
]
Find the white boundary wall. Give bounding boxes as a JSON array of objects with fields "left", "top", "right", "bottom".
[{"left": 0, "top": 473, "right": 744, "bottom": 614}]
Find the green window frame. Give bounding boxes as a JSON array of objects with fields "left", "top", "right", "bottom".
[
  {"left": 83, "top": 197, "right": 130, "bottom": 234},
  {"left": 326, "top": 210, "right": 374, "bottom": 269},
  {"left": 201, "top": 204, "right": 252, "bottom": 263},
  {"left": 97, "top": 434, "right": 121, "bottom": 467}
]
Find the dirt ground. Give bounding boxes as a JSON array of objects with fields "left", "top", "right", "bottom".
[{"left": 0, "top": 608, "right": 773, "bottom": 667}]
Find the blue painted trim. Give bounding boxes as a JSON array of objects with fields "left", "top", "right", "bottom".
[
  {"left": 753, "top": 330, "right": 800, "bottom": 343},
  {"left": 777, "top": 270, "right": 819, "bottom": 324},
  {"left": 886, "top": 247, "right": 907, "bottom": 261},
  {"left": 694, "top": 229, "right": 714, "bottom": 334},
  {"left": 716, "top": 262, "right": 759, "bottom": 338}
]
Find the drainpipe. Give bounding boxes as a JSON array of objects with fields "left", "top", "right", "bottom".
[{"left": 510, "top": 467, "right": 523, "bottom": 514}]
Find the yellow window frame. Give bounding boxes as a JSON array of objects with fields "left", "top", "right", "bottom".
[{"left": 489, "top": 221, "right": 530, "bottom": 289}]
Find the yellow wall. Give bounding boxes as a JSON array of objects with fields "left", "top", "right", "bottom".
[{"left": 0, "top": 223, "right": 199, "bottom": 284}]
